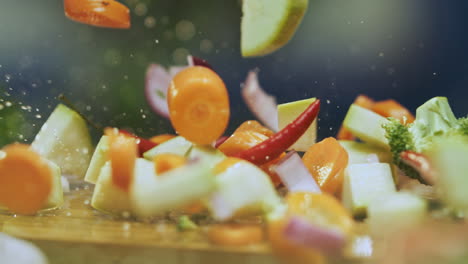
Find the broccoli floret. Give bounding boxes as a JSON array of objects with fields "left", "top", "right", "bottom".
[
  {"left": 383, "top": 118, "right": 422, "bottom": 182},
  {"left": 383, "top": 97, "right": 468, "bottom": 184},
  {"left": 177, "top": 215, "right": 198, "bottom": 231}
]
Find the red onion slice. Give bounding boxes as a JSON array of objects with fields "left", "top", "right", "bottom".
[
  {"left": 187, "top": 55, "right": 213, "bottom": 69},
  {"left": 273, "top": 151, "right": 321, "bottom": 193},
  {"left": 242, "top": 71, "right": 278, "bottom": 131},
  {"left": 284, "top": 216, "right": 346, "bottom": 254},
  {"left": 145, "top": 64, "right": 172, "bottom": 119}
]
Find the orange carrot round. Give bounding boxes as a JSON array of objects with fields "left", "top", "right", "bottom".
[
  {"left": 302, "top": 137, "right": 348, "bottom": 194},
  {"left": 167, "top": 66, "right": 230, "bottom": 145},
  {"left": 0, "top": 144, "right": 52, "bottom": 215},
  {"left": 106, "top": 128, "right": 137, "bottom": 192},
  {"left": 208, "top": 224, "right": 264, "bottom": 246},
  {"left": 372, "top": 99, "right": 415, "bottom": 124},
  {"left": 64, "top": 0, "right": 130, "bottom": 29},
  {"left": 153, "top": 153, "right": 186, "bottom": 175}
]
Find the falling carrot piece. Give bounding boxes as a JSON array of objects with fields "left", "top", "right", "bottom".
[
  {"left": 64, "top": 0, "right": 131, "bottom": 29},
  {"left": 372, "top": 99, "right": 415, "bottom": 124},
  {"left": 214, "top": 157, "right": 244, "bottom": 174},
  {"left": 337, "top": 95, "right": 375, "bottom": 140},
  {"left": 150, "top": 134, "right": 176, "bottom": 145},
  {"left": 153, "top": 153, "right": 187, "bottom": 175},
  {"left": 105, "top": 128, "right": 138, "bottom": 192},
  {"left": 0, "top": 144, "right": 52, "bottom": 215},
  {"left": 302, "top": 137, "right": 349, "bottom": 195},
  {"left": 167, "top": 66, "right": 230, "bottom": 145},
  {"left": 208, "top": 224, "right": 264, "bottom": 246}
]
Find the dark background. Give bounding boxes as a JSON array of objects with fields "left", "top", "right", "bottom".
[{"left": 1, "top": 0, "right": 467, "bottom": 146}]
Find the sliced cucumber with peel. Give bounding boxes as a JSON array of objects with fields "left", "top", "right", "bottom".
[
  {"left": 84, "top": 135, "right": 109, "bottom": 184},
  {"left": 143, "top": 136, "right": 192, "bottom": 160},
  {"left": 241, "top": 0, "right": 309, "bottom": 57},
  {"left": 343, "top": 104, "right": 390, "bottom": 149},
  {"left": 31, "top": 104, "right": 93, "bottom": 178}
]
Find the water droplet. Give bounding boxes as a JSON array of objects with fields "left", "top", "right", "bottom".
[
  {"left": 326, "top": 99, "right": 331, "bottom": 104},
  {"left": 121, "top": 211, "right": 131, "bottom": 219},
  {"left": 84, "top": 199, "right": 90, "bottom": 205},
  {"left": 142, "top": 114, "right": 146, "bottom": 119},
  {"left": 35, "top": 114, "right": 42, "bottom": 119},
  {"left": 5, "top": 101, "right": 12, "bottom": 107},
  {"left": 144, "top": 16, "right": 156, "bottom": 28},
  {"left": 378, "top": 52, "right": 385, "bottom": 57},
  {"left": 66, "top": 212, "right": 72, "bottom": 216},
  {"left": 154, "top": 39, "right": 159, "bottom": 44},
  {"left": 134, "top": 3, "right": 147, "bottom": 16},
  {"left": 86, "top": 105, "right": 92, "bottom": 111}
]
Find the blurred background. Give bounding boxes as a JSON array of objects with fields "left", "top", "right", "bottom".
[{"left": 1, "top": 0, "right": 468, "bottom": 146}]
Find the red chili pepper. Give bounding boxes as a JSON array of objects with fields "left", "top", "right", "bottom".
[
  {"left": 400, "top": 151, "right": 436, "bottom": 185},
  {"left": 234, "top": 100, "right": 321, "bottom": 165},
  {"left": 119, "top": 129, "right": 157, "bottom": 156}
]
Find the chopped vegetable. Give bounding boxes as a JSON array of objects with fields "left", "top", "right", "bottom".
[
  {"left": 338, "top": 140, "right": 392, "bottom": 165},
  {"left": 0, "top": 144, "right": 52, "bottom": 215},
  {"left": 371, "top": 99, "right": 415, "bottom": 124},
  {"left": 241, "top": 71, "right": 278, "bottom": 131},
  {"left": 152, "top": 153, "right": 186, "bottom": 175},
  {"left": 31, "top": 104, "right": 93, "bottom": 178},
  {"left": 302, "top": 137, "right": 348, "bottom": 194},
  {"left": 400, "top": 151, "right": 436, "bottom": 185},
  {"left": 234, "top": 99, "right": 320, "bottom": 165},
  {"left": 218, "top": 120, "right": 274, "bottom": 156},
  {"left": 177, "top": 215, "right": 198, "bottom": 231},
  {"left": 337, "top": 95, "right": 375, "bottom": 140},
  {"left": 105, "top": 128, "right": 138, "bottom": 192},
  {"left": 84, "top": 136, "right": 109, "bottom": 184},
  {"left": 168, "top": 66, "right": 230, "bottom": 145},
  {"left": 64, "top": 0, "right": 130, "bottom": 29},
  {"left": 145, "top": 64, "right": 173, "bottom": 119},
  {"left": 143, "top": 136, "right": 192, "bottom": 160},
  {"left": 278, "top": 98, "right": 318, "bottom": 151},
  {"left": 273, "top": 151, "right": 321, "bottom": 193},
  {"left": 284, "top": 216, "right": 346, "bottom": 254},
  {"left": 187, "top": 55, "right": 213, "bottom": 69},
  {"left": 207, "top": 224, "right": 263, "bottom": 246}
]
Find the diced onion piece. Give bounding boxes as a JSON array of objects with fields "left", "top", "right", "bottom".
[
  {"left": 273, "top": 151, "right": 321, "bottom": 193},
  {"left": 0, "top": 233, "right": 48, "bottom": 264},
  {"left": 284, "top": 216, "right": 346, "bottom": 254},
  {"left": 241, "top": 71, "right": 278, "bottom": 131},
  {"left": 366, "top": 154, "right": 380, "bottom": 163},
  {"left": 145, "top": 64, "right": 172, "bottom": 119},
  {"left": 61, "top": 176, "right": 70, "bottom": 193}
]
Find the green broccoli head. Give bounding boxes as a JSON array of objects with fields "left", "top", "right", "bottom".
[{"left": 383, "top": 118, "right": 422, "bottom": 182}]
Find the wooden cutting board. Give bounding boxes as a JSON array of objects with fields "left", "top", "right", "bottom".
[{"left": 0, "top": 186, "right": 280, "bottom": 264}]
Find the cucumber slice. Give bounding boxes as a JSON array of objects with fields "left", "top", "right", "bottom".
[
  {"left": 143, "top": 136, "right": 192, "bottom": 160},
  {"left": 343, "top": 104, "right": 390, "bottom": 149},
  {"left": 278, "top": 98, "right": 317, "bottom": 152},
  {"left": 186, "top": 145, "right": 226, "bottom": 167},
  {"left": 91, "top": 159, "right": 154, "bottom": 215},
  {"left": 342, "top": 163, "right": 396, "bottom": 217},
  {"left": 31, "top": 104, "right": 93, "bottom": 178},
  {"left": 339, "top": 140, "right": 392, "bottom": 164},
  {"left": 367, "top": 192, "right": 427, "bottom": 237},
  {"left": 429, "top": 139, "right": 468, "bottom": 210},
  {"left": 84, "top": 136, "right": 109, "bottom": 184},
  {"left": 241, "top": 0, "right": 309, "bottom": 57},
  {"left": 131, "top": 160, "right": 216, "bottom": 218},
  {"left": 208, "top": 160, "right": 282, "bottom": 221}
]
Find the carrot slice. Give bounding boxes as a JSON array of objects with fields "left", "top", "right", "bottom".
[
  {"left": 64, "top": 0, "right": 130, "bottom": 29},
  {"left": 372, "top": 99, "right": 415, "bottom": 124},
  {"left": 153, "top": 153, "right": 187, "bottom": 175},
  {"left": 208, "top": 224, "right": 264, "bottom": 246},
  {"left": 302, "top": 137, "right": 348, "bottom": 194},
  {"left": 337, "top": 95, "right": 375, "bottom": 140},
  {"left": 0, "top": 144, "right": 52, "bottom": 215},
  {"left": 150, "top": 134, "right": 176, "bottom": 145},
  {"left": 105, "top": 128, "right": 137, "bottom": 192},
  {"left": 167, "top": 66, "right": 230, "bottom": 145}
]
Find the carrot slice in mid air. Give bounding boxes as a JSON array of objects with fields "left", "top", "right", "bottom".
[
  {"left": 0, "top": 144, "right": 52, "bottom": 215},
  {"left": 64, "top": 0, "right": 131, "bottom": 29},
  {"left": 372, "top": 99, "right": 415, "bottom": 124},
  {"left": 105, "top": 128, "right": 137, "bottom": 192},
  {"left": 153, "top": 153, "right": 186, "bottom": 175},
  {"left": 168, "top": 66, "right": 230, "bottom": 145},
  {"left": 208, "top": 224, "right": 264, "bottom": 246},
  {"left": 302, "top": 137, "right": 349, "bottom": 195},
  {"left": 337, "top": 95, "right": 375, "bottom": 140}
]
